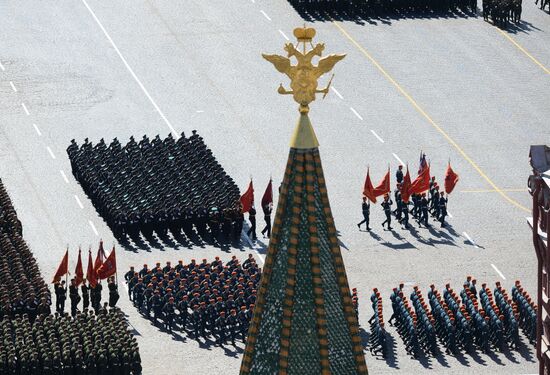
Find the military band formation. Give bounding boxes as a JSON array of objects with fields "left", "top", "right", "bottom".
[
  {"left": 0, "top": 180, "right": 141, "bottom": 374},
  {"left": 125, "top": 255, "right": 261, "bottom": 345},
  {"left": 367, "top": 278, "right": 536, "bottom": 359},
  {"left": 67, "top": 132, "right": 241, "bottom": 243}
]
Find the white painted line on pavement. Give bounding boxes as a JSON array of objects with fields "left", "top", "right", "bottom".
[
  {"left": 491, "top": 263, "right": 506, "bottom": 280},
  {"left": 447, "top": 211, "right": 453, "bottom": 218},
  {"left": 21, "top": 102, "right": 30, "bottom": 116},
  {"left": 196, "top": 110, "right": 204, "bottom": 113},
  {"left": 251, "top": 0, "right": 255, "bottom": 3},
  {"left": 89, "top": 220, "right": 99, "bottom": 236},
  {"left": 331, "top": 86, "right": 344, "bottom": 100},
  {"left": 32, "top": 123, "right": 42, "bottom": 136},
  {"left": 46, "top": 146, "right": 56, "bottom": 160},
  {"left": 9, "top": 81, "right": 17, "bottom": 92},
  {"left": 350, "top": 107, "right": 363, "bottom": 120},
  {"left": 463, "top": 232, "right": 479, "bottom": 248},
  {"left": 74, "top": 195, "right": 84, "bottom": 209},
  {"left": 81, "top": 0, "right": 179, "bottom": 138},
  {"left": 392, "top": 153, "right": 404, "bottom": 166},
  {"left": 278, "top": 29, "right": 290, "bottom": 41},
  {"left": 370, "top": 129, "right": 384, "bottom": 143},
  {"left": 0, "top": 61, "right": 5, "bottom": 71},
  {"left": 60, "top": 170, "right": 69, "bottom": 184},
  {"left": 260, "top": 10, "right": 271, "bottom": 21}
]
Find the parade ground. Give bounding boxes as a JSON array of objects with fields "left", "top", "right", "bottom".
[{"left": 1, "top": 0, "right": 549, "bottom": 373}]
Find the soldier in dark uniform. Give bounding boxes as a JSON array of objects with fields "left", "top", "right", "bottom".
[
  {"left": 438, "top": 192, "right": 448, "bottom": 227},
  {"left": 419, "top": 193, "right": 430, "bottom": 228},
  {"left": 108, "top": 277, "right": 119, "bottom": 307},
  {"left": 163, "top": 297, "right": 176, "bottom": 333},
  {"left": 215, "top": 311, "right": 227, "bottom": 346},
  {"left": 192, "top": 305, "right": 201, "bottom": 338},
  {"left": 237, "top": 306, "right": 249, "bottom": 342},
  {"left": 381, "top": 195, "right": 393, "bottom": 230},
  {"left": 81, "top": 279, "right": 90, "bottom": 311},
  {"left": 55, "top": 281, "right": 67, "bottom": 314},
  {"left": 69, "top": 279, "right": 81, "bottom": 316},
  {"left": 357, "top": 196, "right": 371, "bottom": 231},
  {"left": 396, "top": 165, "right": 404, "bottom": 184},
  {"left": 124, "top": 267, "right": 135, "bottom": 301},
  {"left": 246, "top": 206, "right": 257, "bottom": 241},
  {"left": 261, "top": 202, "right": 272, "bottom": 238}
]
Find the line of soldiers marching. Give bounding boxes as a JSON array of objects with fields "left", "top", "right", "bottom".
[
  {"left": 125, "top": 255, "right": 260, "bottom": 346},
  {"left": 371, "top": 278, "right": 537, "bottom": 358}
]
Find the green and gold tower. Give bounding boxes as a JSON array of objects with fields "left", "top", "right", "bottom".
[{"left": 239, "top": 27, "right": 368, "bottom": 375}]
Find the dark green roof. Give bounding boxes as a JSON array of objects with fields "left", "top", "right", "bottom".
[{"left": 240, "top": 128, "right": 368, "bottom": 374}]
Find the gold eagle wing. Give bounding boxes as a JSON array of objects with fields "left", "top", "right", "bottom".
[
  {"left": 262, "top": 54, "right": 292, "bottom": 77},
  {"left": 315, "top": 54, "right": 346, "bottom": 77}
]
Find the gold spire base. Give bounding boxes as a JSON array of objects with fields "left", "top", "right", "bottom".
[{"left": 290, "top": 110, "right": 319, "bottom": 149}]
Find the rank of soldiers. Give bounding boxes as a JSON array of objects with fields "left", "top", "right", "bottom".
[
  {"left": 367, "top": 278, "right": 536, "bottom": 359},
  {"left": 0, "top": 178, "right": 51, "bottom": 322},
  {"left": 287, "top": 0, "right": 477, "bottom": 17},
  {"left": 124, "top": 255, "right": 262, "bottom": 345},
  {"left": 67, "top": 131, "right": 241, "bottom": 241},
  {"left": 482, "top": 0, "right": 523, "bottom": 27},
  {"left": 0, "top": 308, "right": 141, "bottom": 374}
]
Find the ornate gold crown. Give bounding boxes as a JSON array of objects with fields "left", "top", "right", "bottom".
[{"left": 293, "top": 26, "right": 316, "bottom": 42}]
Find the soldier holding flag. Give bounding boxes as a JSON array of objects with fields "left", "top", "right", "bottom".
[{"left": 261, "top": 179, "right": 273, "bottom": 238}]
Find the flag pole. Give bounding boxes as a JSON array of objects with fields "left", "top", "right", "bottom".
[
  {"left": 65, "top": 246, "right": 69, "bottom": 287},
  {"left": 114, "top": 244, "right": 118, "bottom": 286}
]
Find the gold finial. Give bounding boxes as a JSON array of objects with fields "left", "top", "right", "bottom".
[{"left": 262, "top": 26, "right": 346, "bottom": 114}]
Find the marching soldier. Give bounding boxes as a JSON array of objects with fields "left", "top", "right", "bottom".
[
  {"left": 163, "top": 297, "right": 176, "bottom": 333},
  {"left": 357, "top": 196, "right": 371, "bottom": 231},
  {"left": 381, "top": 194, "right": 393, "bottom": 230},
  {"left": 419, "top": 193, "right": 430, "bottom": 228},
  {"left": 438, "top": 191, "right": 448, "bottom": 227},
  {"left": 261, "top": 202, "right": 273, "bottom": 238},
  {"left": 55, "top": 281, "right": 67, "bottom": 314},
  {"left": 215, "top": 311, "right": 227, "bottom": 346},
  {"left": 81, "top": 279, "right": 90, "bottom": 311},
  {"left": 69, "top": 278, "right": 81, "bottom": 316},
  {"left": 108, "top": 276, "right": 119, "bottom": 307},
  {"left": 246, "top": 206, "right": 257, "bottom": 241}
]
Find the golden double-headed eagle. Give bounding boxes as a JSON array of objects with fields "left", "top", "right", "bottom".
[{"left": 262, "top": 26, "right": 345, "bottom": 113}]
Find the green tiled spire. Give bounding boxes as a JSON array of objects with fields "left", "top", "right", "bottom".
[{"left": 240, "top": 113, "right": 368, "bottom": 375}]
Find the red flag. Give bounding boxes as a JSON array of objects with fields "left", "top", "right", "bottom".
[
  {"left": 97, "top": 246, "right": 117, "bottom": 280},
  {"left": 52, "top": 249, "right": 69, "bottom": 283},
  {"left": 87, "top": 249, "right": 97, "bottom": 288},
  {"left": 75, "top": 248, "right": 84, "bottom": 286},
  {"left": 418, "top": 152, "right": 427, "bottom": 175},
  {"left": 409, "top": 165, "right": 431, "bottom": 195},
  {"left": 94, "top": 240, "right": 106, "bottom": 273},
  {"left": 401, "top": 167, "right": 412, "bottom": 203},
  {"left": 372, "top": 169, "right": 391, "bottom": 198},
  {"left": 261, "top": 179, "right": 273, "bottom": 209},
  {"left": 240, "top": 180, "right": 254, "bottom": 213},
  {"left": 444, "top": 162, "right": 459, "bottom": 194},
  {"left": 362, "top": 169, "right": 376, "bottom": 203}
]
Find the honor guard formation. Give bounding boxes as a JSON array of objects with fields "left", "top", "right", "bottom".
[
  {"left": 288, "top": 0, "right": 525, "bottom": 28},
  {"left": 0, "top": 180, "right": 141, "bottom": 374},
  {"left": 67, "top": 131, "right": 241, "bottom": 244},
  {"left": 125, "top": 255, "right": 261, "bottom": 345},
  {"left": 358, "top": 157, "right": 457, "bottom": 232},
  {"left": 366, "top": 277, "right": 536, "bottom": 360}
]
